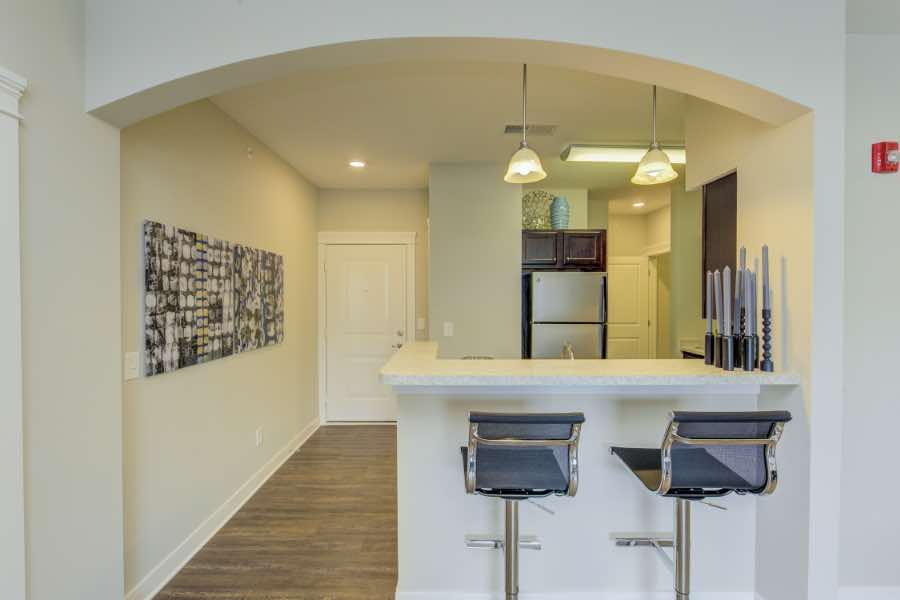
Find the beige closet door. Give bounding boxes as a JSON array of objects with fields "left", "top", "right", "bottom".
[
  {"left": 324, "top": 244, "right": 406, "bottom": 421},
  {"left": 606, "top": 256, "right": 649, "bottom": 359}
]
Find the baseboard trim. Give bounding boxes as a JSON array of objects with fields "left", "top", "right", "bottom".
[
  {"left": 125, "top": 417, "right": 320, "bottom": 600},
  {"left": 396, "top": 592, "right": 755, "bottom": 599},
  {"left": 839, "top": 588, "right": 900, "bottom": 600}
]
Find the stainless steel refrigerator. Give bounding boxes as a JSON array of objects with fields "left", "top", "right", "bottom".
[{"left": 530, "top": 271, "right": 607, "bottom": 359}]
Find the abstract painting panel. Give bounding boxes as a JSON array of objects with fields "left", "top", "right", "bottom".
[{"left": 143, "top": 220, "right": 284, "bottom": 376}]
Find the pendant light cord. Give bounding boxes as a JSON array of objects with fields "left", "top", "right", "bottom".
[
  {"left": 651, "top": 84, "right": 658, "bottom": 149},
  {"left": 522, "top": 64, "right": 528, "bottom": 147}
]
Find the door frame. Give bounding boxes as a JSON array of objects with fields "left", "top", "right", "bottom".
[
  {"left": 0, "top": 66, "right": 27, "bottom": 600},
  {"left": 317, "top": 232, "right": 416, "bottom": 424},
  {"left": 647, "top": 255, "right": 658, "bottom": 359}
]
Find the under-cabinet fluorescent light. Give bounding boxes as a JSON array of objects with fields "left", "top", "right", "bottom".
[
  {"left": 349, "top": 160, "right": 366, "bottom": 168},
  {"left": 561, "top": 144, "right": 686, "bottom": 164}
]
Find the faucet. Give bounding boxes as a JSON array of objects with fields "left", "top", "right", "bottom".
[{"left": 562, "top": 342, "right": 575, "bottom": 360}]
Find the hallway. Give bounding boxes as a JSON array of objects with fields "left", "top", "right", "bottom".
[{"left": 155, "top": 426, "right": 398, "bottom": 600}]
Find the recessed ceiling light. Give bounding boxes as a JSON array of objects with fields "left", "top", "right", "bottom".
[
  {"left": 633, "top": 202, "right": 646, "bottom": 208},
  {"left": 349, "top": 160, "right": 366, "bottom": 168}
]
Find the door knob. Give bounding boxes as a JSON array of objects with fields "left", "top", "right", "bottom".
[
  {"left": 392, "top": 343, "right": 404, "bottom": 350},
  {"left": 397, "top": 330, "right": 405, "bottom": 337}
]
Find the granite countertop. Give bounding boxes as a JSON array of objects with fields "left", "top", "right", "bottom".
[{"left": 380, "top": 342, "right": 801, "bottom": 388}]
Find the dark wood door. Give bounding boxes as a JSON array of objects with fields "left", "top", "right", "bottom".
[
  {"left": 522, "top": 230, "right": 560, "bottom": 267},
  {"left": 701, "top": 172, "right": 737, "bottom": 319}
]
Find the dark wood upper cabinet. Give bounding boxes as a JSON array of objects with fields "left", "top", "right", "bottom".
[
  {"left": 562, "top": 231, "right": 604, "bottom": 267},
  {"left": 522, "top": 230, "right": 560, "bottom": 266},
  {"left": 701, "top": 172, "right": 737, "bottom": 318},
  {"left": 522, "top": 229, "right": 606, "bottom": 271}
]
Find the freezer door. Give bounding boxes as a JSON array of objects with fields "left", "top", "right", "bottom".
[
  {"left": 531, "top": 271, "right": 606, "bottom": 323},
  {"left": 531, "top": 323, "right": 606, "bottom": 359}
]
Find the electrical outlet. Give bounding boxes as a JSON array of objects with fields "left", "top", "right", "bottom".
[
  {"left": 124, "top": 352, "right": 140, "bottom": 381},
  {"left": 443, "top": 322, "right": 454, "bottom": 337},
  {"left": 255, "top": 427, "right": 263, "bottom": 448}
]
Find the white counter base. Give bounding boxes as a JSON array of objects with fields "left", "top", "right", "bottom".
[{"left": 383, "top": 344, "right": 801, "bottom": 599}]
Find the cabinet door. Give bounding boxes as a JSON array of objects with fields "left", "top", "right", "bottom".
[
  {"left": 522, "top": 231, "right": 560, "bottom": 267},
  {"left": 562, "top": 231, "right": 605, "bottom": 270}
]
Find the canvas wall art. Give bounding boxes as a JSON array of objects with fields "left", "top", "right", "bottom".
[{"left": 143, "top": 221, "right": 284, "bottom": 376}]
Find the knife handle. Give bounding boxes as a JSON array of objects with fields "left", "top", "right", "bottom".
[
  {"left": 742, "top": 336, "right": 755, "bottom": 371},
  {"left": 733, "top": 332, "right": 743, "bottom": 369},
  {"left": 723, "top": 336, "right": 735, "bottom": 371},
  {"left": 704, "top": 333, "right": 715, "bottom": 365}
]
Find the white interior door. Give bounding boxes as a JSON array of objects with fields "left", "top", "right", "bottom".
[
  {"left": 324, "top": 244, "right": 406, "bottom": 421},
  {"left": 606, "top": 256, "right": 649, "bottom": 358}
]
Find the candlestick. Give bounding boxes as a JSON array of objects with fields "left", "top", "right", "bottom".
[
  {"left": 714, "top": 270, "right": 724, "bottom": 368},
  {"left": 752, "top": 272, "right": 760, "bottom": 369},
  {"left": 723, "top": 267, "right": 732, "bottom": 335},
  {"left": 762, "top": 245, "right": 770, "bottom": 310},
  {"left": 722, "top": 266, "right": 734, "bottom": 371},
  {"left": 705, "top": 271, "right": 714, "bottom": 365}
]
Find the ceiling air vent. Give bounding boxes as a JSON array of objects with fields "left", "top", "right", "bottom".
[{"left": 504, "top": 124, "right": 558, "bottom": 136}]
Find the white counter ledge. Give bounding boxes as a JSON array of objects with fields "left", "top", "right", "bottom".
[{"left": 381, "top": 341, "right": 801, "bottom": 391}]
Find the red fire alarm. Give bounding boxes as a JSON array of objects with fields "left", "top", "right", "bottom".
[{"left": 872, "top": 141, "right": 899, "bottom": 173}]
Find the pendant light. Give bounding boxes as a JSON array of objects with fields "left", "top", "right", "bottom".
[
  {"left": 631, "top": 85, "right": 679, "bottom": 186},
  {"left": 504, "top": 64, "right": 547, "bottom": 183}
]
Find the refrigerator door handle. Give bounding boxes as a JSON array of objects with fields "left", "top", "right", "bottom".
[{"left": 599, "top": 275, "right": 608, "bottom": 323}]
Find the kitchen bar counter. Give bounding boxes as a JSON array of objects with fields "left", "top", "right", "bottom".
[
  {"left": 381, "top": 342, "right": 801, "bottom": 598},
  {"left": 381, "top": 341, "right": 800, "bottom": 390}
]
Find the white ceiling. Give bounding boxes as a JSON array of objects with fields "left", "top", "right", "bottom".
[{"left": 212, "top": 61, "right": 686, "bottom": 191}]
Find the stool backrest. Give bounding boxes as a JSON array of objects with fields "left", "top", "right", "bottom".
[
  {"left": 466, "top": 412, "right": 585, "bottom": 496},
  {"left": 660, "top": 411, "right": 791, "bottom": 496}
]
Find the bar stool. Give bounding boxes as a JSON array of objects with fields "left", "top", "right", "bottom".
[
  {"left": 461, "top": 411, "right": 585, "bottom": 600},
  {"left": 610, "top": 410, "right": 792, "bottom": 600}
]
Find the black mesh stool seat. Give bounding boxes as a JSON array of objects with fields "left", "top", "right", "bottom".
[
  {"left": 611, "top": 410, "right": 791, "bottom": 599},
  {"left": 461, "top": 411, "right": 585, "bottom": 599}
]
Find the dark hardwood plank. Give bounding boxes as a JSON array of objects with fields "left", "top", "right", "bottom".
[{"left": 154, "top": 425, "right": 398, "bottom": 600}]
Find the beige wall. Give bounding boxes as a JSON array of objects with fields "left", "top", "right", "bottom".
[
  {"left": 841, "top": 33, "right": 900, "bottom": 589},
  {"left": 646, "top": 205, "right": 671, "bottom": 253},
  {"left": 686, "top": 96, "right": 814, "bottom": 600},
  {"left": 669, "top": 167, "right": 705, "bottom": 355},
  {"left": 587, "top": 189, "right": 609, "bottom": 229},
  {"left": 607, "top": 214, "right": 647, "bottom": 255},
  {"left": 121, "top": 100, "right": 319, "bottom": 592},
  {"left": 655, "top": 253, "right": 673, "bottom": 357},
  {"left": 429, "top": 163, "right": 521, "bottom": 358},
  {"left": 317, "top": 189, "right": 428, "bottom": 339},
  {"left": 1, "top": 2, "right": 124, "bottom": 599}
]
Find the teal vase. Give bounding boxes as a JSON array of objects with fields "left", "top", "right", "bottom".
[{"left": 550, "top": 196, "right": 570, "bottom": 229}]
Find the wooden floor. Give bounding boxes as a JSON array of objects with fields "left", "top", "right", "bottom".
[{"left": 155, "top": 425, "right": 398, "bottom": 600}]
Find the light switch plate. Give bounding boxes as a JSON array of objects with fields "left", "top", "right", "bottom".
[
  {"left": 124, "top": 352, "right": 140, "bottom": 381},
  {"left": 417, "top": 317, "right": 426, "bottom": 331},
  {"left": 443, "top": 322, "right": 454, "bottom": 337}
]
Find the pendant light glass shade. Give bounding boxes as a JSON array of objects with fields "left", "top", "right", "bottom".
[
  {"left": 632, "top": 85, "right": 678, "bottom": 186},
  {"left": 504, "top": 142, "right": 547, "bottom": 183},
  {"left": 631, "top": 147, "right": 679, "bottom": 185},
  {"left": 505, "top": 64, "right": 547, "bottom": 184}
]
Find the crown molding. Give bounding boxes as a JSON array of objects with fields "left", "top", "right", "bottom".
[{"left": 0, "top": 67, "right": 27, "bottom": 121}]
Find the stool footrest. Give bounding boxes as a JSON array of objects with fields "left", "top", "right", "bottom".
[
  {"left": 612, "top": 534, "right": 673, "bottom": 548},
  {"left": 613, "top": 534, "right": 675, "bottom": 575},
  {"left": 465, "top": 535, "right": 542, "bottom": 551}
]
